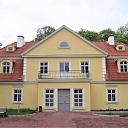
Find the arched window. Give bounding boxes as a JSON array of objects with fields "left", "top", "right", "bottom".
[
  {"left": 2, "top": 62, "right": 10, "bottom": 73},
  {"left": 120, "top": 61, "right": 128, "bottom": 72},
  {"left": 59, "top": 42, "right": 69, "bottom": 48}
]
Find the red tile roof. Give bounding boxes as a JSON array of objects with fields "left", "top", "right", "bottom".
[
  {"left": 92, "top": 41, "right": 128, "bottom": 80},
  {"left": 92, "top": 41, "right": 128, "bottom": 56},
  {"left": 0, "top": 42, "right": 37, "bottom": 57},
  {"left": 0, "top": 42, "right": 36, "bottom": 81},
  {"left": 0, "top": 60, "right": 23, "bottom": 81},
  {"left": 105, "top": 59, "right": 128, "bottom": 81}
]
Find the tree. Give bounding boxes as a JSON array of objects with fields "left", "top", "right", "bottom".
[
  {"left": 77, "top": 29, "right": 101, "bottom": 41},
  {"left": 99, "top": 28, "right": 116, "bottom": 41},
  {"left": 34, "top": 26, "right": 55, "bottom": 42}
]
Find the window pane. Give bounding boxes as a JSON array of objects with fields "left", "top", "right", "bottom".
[
  {"left": 108, "top": 90, "right": 111, "bottom": 93},
  {"left": 46, "top": 90, "right": 49, "bottom": 93},
  {"left": 74, "top": 94, "right": 78, "bottom": 98},
  {"left": 50, "top": 90, "right": 54, "bottom": 93},
  {"left": 79, "top": 99, "right": 83, "bottom": 102},
  {"left": 50, "top": 99, "right": 53, "bottom": 102},
  {"left": 74, "top": 99, "right": 78, "bottom": 102},
  {"left": 79, "top": 94, "right": 82, "bottom": 98},
  {"left": 45, "top": 99, "right": 49, "bottom": 102},
  {"left": 45, "top": 103, "right": 49, "bottom": 106},
  {"left": 112, "top": 90, "right": 115, "bottom": 93},
  {"left": 50, "top": 94, "right": 53, "bottom": 98},
  {"left": 79, "top": 89, "right": 82, "bottom": 93},
  {"left": 46, "top": 95, "right": 49, "bottom": 98},
  {"left": 50, "top": 103, "right": 53, "bottom": 106},
  {"left": 74, "top": 103, "right": 78, "bottom": 106},
  {"left": 79, "top": 103, "right": 82, "bottom": 106},
  {"left": 74, "top": 90, "right": 78, "bottom": 93}
]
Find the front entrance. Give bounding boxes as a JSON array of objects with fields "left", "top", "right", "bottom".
[{"left": 58, "top": 89, "right": 70, "bottom": 112}]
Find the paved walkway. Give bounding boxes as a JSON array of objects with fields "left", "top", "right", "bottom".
[{"left": 0, "top": 112, "right": 128, "bottom": 128}]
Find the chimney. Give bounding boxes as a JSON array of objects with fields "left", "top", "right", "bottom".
[
  {"left": 108, "top": 34, "right": 114, "bottom": 45},
  {"left": 17, "top": 36, "right": 24, "bottom": 47}
]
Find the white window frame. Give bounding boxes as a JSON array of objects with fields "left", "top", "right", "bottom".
[
  {"left": 2, "top": 62, "right": 10, "bottom": 73},
  {"left": 44, "top": 88, "right": 55, "bottom": 108},
  {"left": 80, "top": 61, "right": 90, "bottom": 74},
  {"left": 106, "top": 88, "right": 118, "bottom": 104},
  {"left": 12, "top": 88, "right": 23, "bottom": 103},
  {"left": 73, "top": 88, "right": 84, "bottom": 108},
  {"left": 39, "top": 61, "right": 49, "bottom": 75},
  {"left": 120, "top": 61, "right": 128, "bottom": 72}
]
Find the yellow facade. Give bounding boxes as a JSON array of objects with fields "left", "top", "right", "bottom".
[{"left": 0, "top": 25, "right": 128, "bottom": 112}]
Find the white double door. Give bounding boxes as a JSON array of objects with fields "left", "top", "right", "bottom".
[{"left": 59, "top": 61, "right": 70, "bottom": 78}]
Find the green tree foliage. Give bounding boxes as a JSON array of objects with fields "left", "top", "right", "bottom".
[
  {"left": 77, "top": 29, "right": 101, "bottom": 41},
  {"left": 34, "top": 26, "right": 55, "bottom": 42},
  {"left": 99, "top": 28, "right": 116, "bottom": 41}
]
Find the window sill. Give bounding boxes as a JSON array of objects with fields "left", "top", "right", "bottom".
[
  {"left": 12, "top": 102, "right": 23, "bottom": 104},
  {"left": 43, "top": 107, "right": 56, "bottom": 110},
  {"left": 72, "top": 107, "right": 85, "bottom": 110},
  {"left": 106, "top": 102, "right": 118, "bottom": 104}
]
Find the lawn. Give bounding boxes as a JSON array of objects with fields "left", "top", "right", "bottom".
[
  {"left": 98, "top": 112, "right": 128, "bottom": 117},
  {"left": 6, "top": 108, "right": 36, "bottom": 115}
]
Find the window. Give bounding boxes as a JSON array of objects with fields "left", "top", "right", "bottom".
[
  {"left": 80, "top": 61, "right": 89, "bottom": 73},
  {"left": 40, "top": 62, "right": 48, "bottom": 74},
  {"left": 106, "top": 89, "right": 117, "bottom": 103},
  {"left": 59, "top": 42, "right": 69, "bottom": 48},
  {"left": 2, "top": 62, "right": 10, "bottom": 73},
  {"left": 74, "top": 89, "right": 83, "bottom": 107},
  {"left": 12, "top": 89, "right": 22, "bottom": 103},
  {"left": 120, "top": 61, "right": 128, "bottom": 72},
  {"left": 8, "top": 47, "right": 13, "bottom": 52},
  {"left": 45, "top": 89, "right": 54, "bottom": 107},
  {"left": 118, "top": 46, "right": 123, "bottom": 51},
  {"left": 59, "top": 62, "right": 69, "bottom": 72}
]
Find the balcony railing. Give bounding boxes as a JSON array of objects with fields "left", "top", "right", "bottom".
[{"left": 38, "top": 70, "right": 90, "bottom": 79}]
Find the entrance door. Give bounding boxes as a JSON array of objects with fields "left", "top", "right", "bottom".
[
  {"left": 59, "top": 62, "right": 70, "bottom": 78},
  {"left": 58, "top": 89, "right": 70, "bottom": 112}
]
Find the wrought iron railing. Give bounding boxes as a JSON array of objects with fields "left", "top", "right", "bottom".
[{"left": 38, "top": 70, "right": 90, "bottom": 79}]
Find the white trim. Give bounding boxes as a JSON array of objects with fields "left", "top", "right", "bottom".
[
  {"left": 38, "top": 61, "right": 49, "bottom": 75},
  {"left": 58, "top": 60, "right": 71, "bottom": 78},
  {"left": 23, "top": 58, "right": 27, "bottom": 81},
  {"left": 79, "top": 60, "right": 91, "bottom": 75},
  {"left": 12, "top": 88, "right": 23, "bottom": 104},
  {"left": 21, "top": 25, "right": 107, "bottom": 56},
  {"left": 22, "top": 54, "right": 107, "bottom": 58},
  {"left": 106, "top": 88, "right": 118, "bottom": 104},
  {"left": 43, "top": 88, "right": 55, "bottom": 109},
  {"left": 102, "top": 58, "right": 106, "bottom": 81},
  {"left": 72, "top": 88, "right": 85, "bottom": 109}
]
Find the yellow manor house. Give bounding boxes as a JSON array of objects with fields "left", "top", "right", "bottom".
[{"left": 0, "top": 25, "right": 128, "bottom": 112}]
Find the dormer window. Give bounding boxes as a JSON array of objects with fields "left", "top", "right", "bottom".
[
  {"left": 116, "top": 45, "right": 125, "bottom": 51},
  {"left": 118, "top": 46, "right": 123, "bottom": 51},
  {"left": 120, "top": 61, "right": 128, "bottom": 72},
  {"left": 8, "top": 47, "right": 13, "bottom": 52},
  {"left": 6, "top": 45, "right": 15, "bottom": 52},
  {"left": 2, "top": 62, "right": 10, "bottom": 73},
  {"left": 58, "top": 42, "right": 70, "bottom": 49}
]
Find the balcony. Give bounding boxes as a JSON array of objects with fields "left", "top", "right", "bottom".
[{"left": 38, "top": 70, "right": 90, "bottom": 79}]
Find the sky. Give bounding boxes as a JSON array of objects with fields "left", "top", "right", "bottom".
[{"left": 0, "top": 0, "right": 128, "bottom": 47}]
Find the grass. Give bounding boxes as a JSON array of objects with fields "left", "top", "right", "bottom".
[
  {"left": 6, "top": 108, "right": 35, "bottom": 115},
  {"left": 99, "top": 113, "right": 128, "bottom": 117}
]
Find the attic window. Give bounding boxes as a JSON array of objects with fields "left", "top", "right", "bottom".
[
  {"left": 6, "top": 46, "right": 15, "bottom": 52},
  {"left": 59, "top": 42, "right": 70, "bottom": 49},
  {"left": 8, "top": 47, "right": 13, "bottom": 51},
  {"left": 116, "top": 45, "right": 125, "bottom": 51}
]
